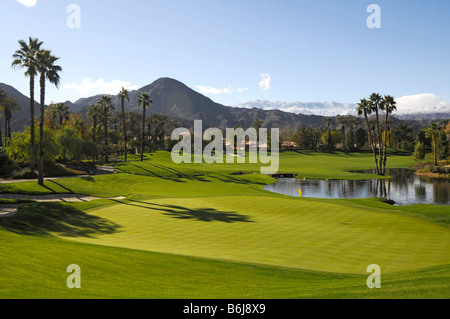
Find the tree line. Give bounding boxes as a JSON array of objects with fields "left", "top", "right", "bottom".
[
  {"left": 0, "top": 37, "right": 182, "bottom": 186},
  {"left": 1, "top": 37, "right": 448, "bottom": 183},
  {"left": 277, "top": 93, "right": 449, "bottom": 175}
]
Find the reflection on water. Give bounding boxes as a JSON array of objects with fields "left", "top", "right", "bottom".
[{"left": 263, "top": 168, "right": 449, "bottom": 206}]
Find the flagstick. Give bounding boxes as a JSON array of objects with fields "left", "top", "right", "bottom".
[{"left": 298, "top": 187, "right": 302, "bottom": 216}]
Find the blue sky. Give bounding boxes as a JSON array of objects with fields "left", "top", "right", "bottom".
[{"left": 1, "top": 0, "right": 450, "bottom": 112}]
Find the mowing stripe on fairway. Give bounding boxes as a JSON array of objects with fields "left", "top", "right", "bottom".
[{"left": 60, "top": 195, "right": 450, "bottom": 274}]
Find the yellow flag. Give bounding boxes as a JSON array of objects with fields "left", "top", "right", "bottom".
[{"left": 298, "top": 188, "right": 303, "bottom": 197}]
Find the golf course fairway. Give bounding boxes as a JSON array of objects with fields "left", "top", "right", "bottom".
[{"left": 1, "top": 151, "right": 449, "bottom": 299}]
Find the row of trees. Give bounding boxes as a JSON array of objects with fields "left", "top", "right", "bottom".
[
  {"left": 5, "top": 105, "right": 180, "bottom": 163},
  {"left": 86, "top": 91, "right": 154, "bottom": 164},
  {"left": 8, "top": 37, "right": 168, "bottom": 185},
  {"left": 278, "top": 95, "right": 449, "bottom": 175}
]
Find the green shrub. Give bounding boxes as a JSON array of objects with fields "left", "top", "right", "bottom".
[
  {"left": 11, "top": 162, "right": 86, "bottom": 180},
  {"left": 12, "top": 169, "right": 38, "bottom": 180},
  {"left": 0, "top": 149, "right": 18, "bottom": 177}
]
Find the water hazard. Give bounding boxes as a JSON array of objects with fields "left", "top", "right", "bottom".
[{"left": 263, "top": 168, "right": 449, "bottom": 205}]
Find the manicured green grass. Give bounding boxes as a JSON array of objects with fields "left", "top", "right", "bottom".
[
  {"left": 39, "top": 194, "right": 449, "bottom": 274},
  {"left": 0, "top": 230, "right": 448, "bottom": 299},
  {"left": 115, "top": 151, "right": 416, "bottom": 180},
  {"left": 0, "top": 151, "right": 448, "bottom": 298}
]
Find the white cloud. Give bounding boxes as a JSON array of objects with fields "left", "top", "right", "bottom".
[
  {"left": 61, "top": 78, "right": 139, "bottom": 97},
  {"left": 259, "top": 73, "right": 271, "bottom": 92},
  {"left": 17, "top": 0, "right": 37, "bottom": 7},
  {"left": 236, "top": 88, "right": 249, "bottom": 93},
  {"left": 395, "top": 93, "right": 450, "bottom": 114},
  {"left": 196, "top": 85, "right": 232, "bottom": 95}
]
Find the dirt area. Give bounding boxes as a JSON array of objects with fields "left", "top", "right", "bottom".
[{"left": 415, "top": 172, "right": 449, "bottom": 179}]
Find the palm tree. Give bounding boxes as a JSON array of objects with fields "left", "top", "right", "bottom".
[
  {"left": 118, "top": 87, "right": 129, "bottom": 161},
  {"left": 323, "top": 117, "right": 334, "bottom": 132},
  {"left": 98, "top": 95, "right": 114, "bottom": 163},
  {"left": 53, "top": 102, "right": 70, "bottom": 128},
  {"left": 36, "top": 49, "right": 62, "bottom": 185},
  {"left": 3, "top": 97, "right": 22, "bottom": 142},
  {"left": 12, "top": 37, "right": 44, "bottom": 175},
  {"left": 337, "top": 115, "right": 351, "bottom": 152},
  {"left": 0, "top": 88, "right": 6, "bottom": 146},
  {"left": 137, "top": 92, "right": 153, "bottom": 162},
  {"left": 380, "top": 95, "right": 397, "bottom": 175},
  {"left": 87, "top": 104, "right": 102, "bottom": 164},
  {"left": 323, "top": 117, "right": 334, "bottom": 151},
  {"left": 369, "top": 93, "right": 383, "bottom": 174},
  {"left": 356, "top": 98, "right": 379, "bottom": 174},
  {"left": 426, "top": 123, "right": 440, "bottom": 165}
]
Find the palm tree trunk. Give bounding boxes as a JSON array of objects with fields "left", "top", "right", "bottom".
[
  {"left": 342, "top": 126, "right": 346, "bottom": 152},
  {"left": 7, "top": 116, "right": 12, "bottom": 141},
  {"left": 104, "top": 108, "right": 109, "bottom": 164},
  {"left": 364, "top": 113, "right": 379, "bottom": 175},
  {"left": 375, "top": 108, "right": 383, "bottom": 175},
  {"left": 141, "top": 106, "right": 146, "bottom": 162},
  {"left": 92, "top": 118, "right": 97, "bottom": 165},
  {"left": 382, "top": 114, "right": 389, "bottom": 175},
  {"left": 29, "top": 75, "right": 36, "bottom": 175},
  {"left": 38, "top": 73, "right": 45, "bottom": 186},
  {"left": 121, "top": 100, "right": 127, "bottom": 161},
  {"left": 433, "top": 136, "right": 437, "bottom": 165},
  {"left": 4, "top": 115, "right": 8, "bottom": 141}
]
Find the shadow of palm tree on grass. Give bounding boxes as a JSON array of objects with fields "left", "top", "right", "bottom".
[
  {"left": 114, "top": 199, "right": 254, "bottom": 223},
  {"left": 47, "top": 180, "right": 75, "bottom": 194},
  {"left": 0, "top": 203, "right": 121, "bottom": 237}
]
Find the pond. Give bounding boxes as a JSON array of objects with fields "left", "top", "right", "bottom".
[{"left": 263, "top": 168, "right": 449, "bottom": 206}]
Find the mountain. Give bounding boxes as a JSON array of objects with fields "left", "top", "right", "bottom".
[
  {"left": 70, "top": 77, "right": 326, "bottom": 130},
  {"left": 0, "top": 82, "right": 41, "bottom": 132},
  {"left": 236, "top": 99, "right": 449, "bottom": 120},
  {"left": 235, "top": 100, "right": 358, "bottom": 117},
  {"left": 392, "top": 113, "right": 450, "bottom": 121},
  {"left": 2, "top": 78, "right": 448, "bottom": 133}
]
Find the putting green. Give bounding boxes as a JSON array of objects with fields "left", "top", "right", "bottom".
[{"left": 65, "top": 193, "right": 450, "bottom": 274}]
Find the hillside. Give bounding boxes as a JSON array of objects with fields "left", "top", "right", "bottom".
[
  {"left": 1, "top": 78, "right": 325, "bottom": 131},
  {"left": 0, "top": 83, "right": 41, "bottom": 132},
  {"left": 2, "top": 78, "right": 447, "bottom": 132}
]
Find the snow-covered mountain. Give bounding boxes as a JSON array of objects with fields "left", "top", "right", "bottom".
[
  {"left": 235, "top": 94, "right": 449, "bottom": 119},
  {"left": 235, "top": 100, "right": 357, "bottom": 117}
]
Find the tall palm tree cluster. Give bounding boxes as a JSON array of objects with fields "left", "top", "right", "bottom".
[
  {"left": 12, "top": 37, "right": 62, "bottom": 186},
  {"left": 87, "top": 90, "right": 153, "bottom": 165},
  {"left": 356, "top": 93, "right": 397, "bottom": 176}
]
